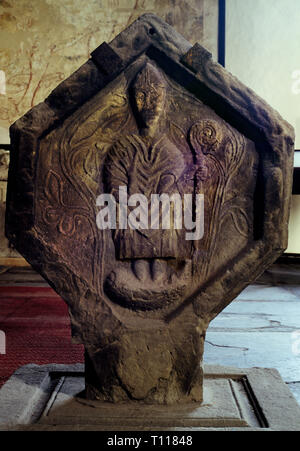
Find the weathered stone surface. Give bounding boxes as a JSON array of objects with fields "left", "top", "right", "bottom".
[
  {"left": 0, "top": 150, "right": 9, "bottom": 182},
  {"left": 0, "top": 149, "right": 19, "bottom": 258},
  {"left": 6, "top": 14, "right": 294, "bottom": 404}
]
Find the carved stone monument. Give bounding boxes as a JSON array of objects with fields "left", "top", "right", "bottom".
[{"left": 6, "top": 14, "right": 294, "bottom": 405}]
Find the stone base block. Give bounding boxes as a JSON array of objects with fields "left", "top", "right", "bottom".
[{"left": 0, "top": 363, "right": 299, "bottom": 431}]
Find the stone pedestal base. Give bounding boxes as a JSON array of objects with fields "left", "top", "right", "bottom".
[{"left": 0, "top": 363, "right": 300, "bottom": 431}]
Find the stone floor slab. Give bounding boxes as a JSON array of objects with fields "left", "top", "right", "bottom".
[
  {"left": 209, "top": 299, "right": 300, "bottom": 332},
  {"left": 235, "top": 284, "right": 300, "bottom": 302},
  {"left": 204, "top": 331, "right": 300, "bottom": 383},
  {"left": 0, "top": 364, "right": 300, "bottom": 431}
]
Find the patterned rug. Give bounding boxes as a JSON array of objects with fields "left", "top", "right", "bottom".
[{"left": 0, "top": 287, "right": 84, "bottom": 388}]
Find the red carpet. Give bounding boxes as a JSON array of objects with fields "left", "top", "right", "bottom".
[{"left": 0, "top": 287, "right": 84, "bottom": 388}]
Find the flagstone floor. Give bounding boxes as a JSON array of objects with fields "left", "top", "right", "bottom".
[{"left": 204, "top": 283, "right": 300, "bottom": 405}]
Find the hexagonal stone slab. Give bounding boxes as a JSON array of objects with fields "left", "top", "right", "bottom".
[{"left": 6, "top": 14, "right": 294, "bottom": 404}]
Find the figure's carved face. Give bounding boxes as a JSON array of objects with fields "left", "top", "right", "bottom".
[{"left": 132, "top": 63, "right": 166, "bottom": 132}]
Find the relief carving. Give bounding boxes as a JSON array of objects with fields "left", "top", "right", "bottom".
[
  {"left": 36, "top": 59, "right": 256, "bottom": 316},
  {"left": 32, "top": 48, "right": 259, "bottom": 404}
]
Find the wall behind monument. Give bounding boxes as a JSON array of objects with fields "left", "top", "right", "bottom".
[
  {"left": 0, "top": 0, "right": 219, "bottom": 261},
  {"left": 226, "top": 0, "right": 300, "bottom": 254}
]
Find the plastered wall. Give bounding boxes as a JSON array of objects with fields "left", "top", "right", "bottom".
[{"left": 226, "top": 0, "right": 300, "bottom": 253}]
